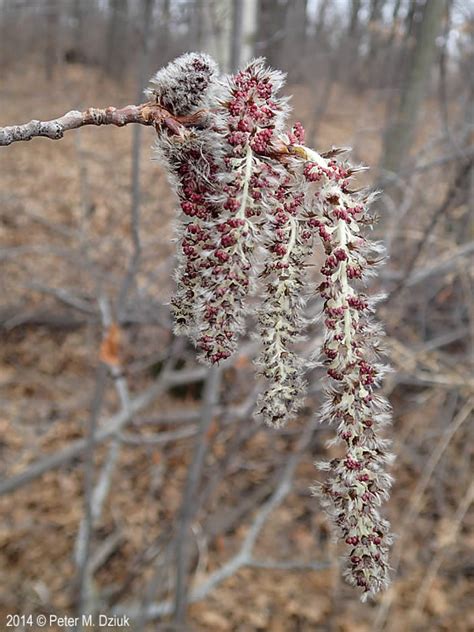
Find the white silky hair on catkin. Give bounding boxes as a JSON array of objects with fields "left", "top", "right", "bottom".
[{"left": 145, "top": 52, "right": 220, "bottom": 115}]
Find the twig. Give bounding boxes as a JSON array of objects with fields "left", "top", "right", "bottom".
[
  {"left": 373, "top": 398, "right": 473, "bottom": 631},
  {"left": 0, "top": 367, "right": 207, "bottom": 496},
  {"left": 0, "top": 102, "right": 196, "bottom": 146},
  {"left": 174, "top": 366, "right": 222, "bottom": 623},
  {"left": 114, "top": 419, "right": 325, "bottom": 621},
  {"left": 115, "top": 0, "right": 154, "bottom": 319},
  {"left": 0, "top": 96, "right": 299, "bottom": 171},
  {"left": 388, "top": 156, "right": 473, "bottom": 299},
  {"left": 409, "top": 480, "right": 474, "bottom": 620},
  {"left": 119, "top": 425, "right": 198, "bottom": 445},
  {"left": 74, "top": 363, "right": 108, "bottom": 620}
]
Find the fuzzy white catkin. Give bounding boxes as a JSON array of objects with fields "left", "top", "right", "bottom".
[
  {"left": 145, "top": 52, "right": 219, "bottom": 115},
  {"left": 148, "top": 53, "right": 227, "bottom": 340},
  {"left": 301, "top": 148, "right": 393, "bottom": 598},
  {"left": 148, "top": 53, "right": 393, "bottom": 599}
]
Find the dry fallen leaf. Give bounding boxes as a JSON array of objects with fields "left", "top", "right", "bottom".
[{"left": 100, "top": 322, "right": 121, "bottom": 367}]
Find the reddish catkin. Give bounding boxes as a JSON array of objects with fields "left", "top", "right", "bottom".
[
  {"left": 301, "top": 148, "right": 393, "bottom": 599},
  {"left": 148, "top": 54, "right": 393, "bottom": 599},
  {"left": 254, "top": 123, "right": 315, "bottom": 427},
  {"left": 149, "top": 53, "right": 223, "bottom": 338},
  {"left": 195, "top": 59, "right": 290, "bottom": 363},
  {"left": 0, "top": 51, "right": 394, "bottom": 601}
]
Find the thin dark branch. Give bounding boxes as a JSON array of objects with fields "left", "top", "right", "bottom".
[{"left": 388, "top": 156, "right": 473, "bottom": 300}]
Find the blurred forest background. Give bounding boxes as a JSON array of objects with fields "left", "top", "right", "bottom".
[{"left": 0, "top": 0, "right": 473, "bottom": 630}]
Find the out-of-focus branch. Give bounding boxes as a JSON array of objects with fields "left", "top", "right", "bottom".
[
  {"left": 115, "top": 0, "right": 154, "bottom": 321},
  {"left": 0, "top": 302, "right": 170, "bottom": 330},
  {"left": 174, "top": 366, "right": 222, "bottom": 623},
  {"left": 114, "top": 419, "right": 327, "bottom": 621},
  {"left": 373, "top": 398, "right": 473, "bottom": 631},
  {"left": 388, "top": 156, "right": 473, "bottom": 299},
  {"left": 75, "top": 363, "right": 108, "bottom": 620},
  {"left": 26, "top": 281, "right": 97, "bottom": 314},
  {"left": 92, "top": 298, "right": 132, "bottom": 523},
  {"left": 0, "top": 366, "right": 207, "bottom": 496},
  {"left": 409, "top": 480, "right": 474, "bottom": 621},
  {"left": 119, "top": 425, "right": 199, "bottom": 445},
  {"left": 75, "top": 296, "right": 134, "bottom": 624},
  {"left": 381, "top": 241, "right": 474, "bottom": 288}
]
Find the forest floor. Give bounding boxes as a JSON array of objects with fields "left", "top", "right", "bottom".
[{"left": 0, "top": 63, "right": 472, "bottom": 631}]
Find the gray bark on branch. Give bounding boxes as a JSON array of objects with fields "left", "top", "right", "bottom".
[{"left": 0, "top": 102, "right": 200, "bottom": 146}]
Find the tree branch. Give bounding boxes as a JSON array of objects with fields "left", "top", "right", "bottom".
[
  {"left": 174, "top": 366, "right": 222, "bottom": 623},
  {"left": 112, "top": 419, "right": 328, "bottom": 621},
  {"left": 0, "top": 102, "right": 203, "bottom": 146},
  {"left": 0, "top": 366, "right": 207, "bottom": 496}
]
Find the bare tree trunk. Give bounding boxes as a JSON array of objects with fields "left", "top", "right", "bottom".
[
  {"left": 192, "top": 0, "right": 231, "bottom": 70},
  {"left": 45, "top": 0, "right": 59, "bottom": 81},
  {"left": 214, "top": 0, "right": 233, "bottom": 71},
  {"left": 348, "top": 0, "right": 362, "bottom": 37},
  {"left": 387, "top": 0, "right": 403, "bottom": 46},
  {"left": 283, "top": 0, "right": 307, "bottom": 79},
  {"left": 230, "top": 0, "right": 257, "bottom": 72},
  {"left": 367, "top": 0, "right": 385, "bottom": 59},
  {"left": 230, "top": 0, "right": 244, "bottom": 73},
  {"left": 117, "top": 0, "right": 155, "bottom": 318},
  {"left": 379, "top": 0, "right": 403, "bottom": 89},
  {"left": 160, "top": 0, "right": 171, "bottom": 51},
  {"left": 397, "top": 0, "right": 427, "bottom": 81},
  {"left": 342, "top": 0, "right": 363, "bottom": 86},
  {"left": 364, "top": 0, "right": 388, "bottom": 87},
  {"left": 105, "top": 0, "right": 128, "bottom": 80},
  {"left": 315, "top": 0, "right": 329, "bottom": 37},
  {"left": 381, "top": 0, "right": 445, "bottom": 175},
  {"left": 0, "top": 0, "right": 9, "bottom": 68},
  {"left": 73, "top": 0, "right": 85, "bottom": 56},
  {"left": 256, "top": 0, "right": 288, "bottom": 68},
  {"left": 193, "top": 0, "right": 213, "bottom": 56},
  {"left": 438, "top": 0, "right": 453, "bottom": 138}
]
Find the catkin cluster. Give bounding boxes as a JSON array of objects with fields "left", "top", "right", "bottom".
[{"left": 149, "top": 53, "right": 393, "bottom": 599}]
